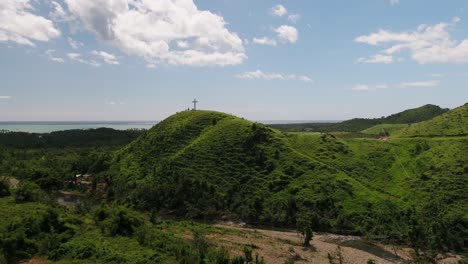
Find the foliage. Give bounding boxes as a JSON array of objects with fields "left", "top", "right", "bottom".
[
  {"left": 397, "top": 103, "right": 468, "bottom": 137},
  {"left": 13, "top": 181, "right": 45, "bottom": 203},
  {"left": 269, "top": 104, "right": 449, "bottom": 133},
  {"left": 0, "top": 128, "right": 143, "bottom": 149},
  {"left": 0, "top": 178, "right": 10, "bottom": 197}
]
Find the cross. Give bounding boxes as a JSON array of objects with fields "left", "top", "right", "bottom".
[{"left": 192, "top": 98, "right": 198, "bottom": 110}]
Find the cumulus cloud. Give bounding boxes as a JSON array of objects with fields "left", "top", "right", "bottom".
[
  {"left": 252, "top": 37, "right": 277, "bottom": 46},
  {"left": 351, "top": 80, "right": 439, "bottom": 91},
  {"left": 236, "top": 70, "right": 313, "bottom": 83},
  {"left": 62, "top": 0, "right": 246, "bottom": 67},
  {"left": 275, "top": 25, "right": 298, "bottom": 43},
  {"left": 355, "top": 17, "right": 468, "bottom": 64},
  {"left": 91, "top": 50, "right": 119, "bottom": 65},
  {"left": 357, "top": 54, "right": 394, "bottom": 64},
  {"left": 271, "top": 5, "right": 288, "bottom": 17},
  {"left": 45, "top": 49, "right": 64, "bottom": 63},
  {"left": 0, "top": 96, "right": 12, "bottom": 100},
  {"left": 0, "top": 0, "right": 60, "bottom": 46},
  {"left": 67, "top": 52, "right": 100, "bottom": 67}
]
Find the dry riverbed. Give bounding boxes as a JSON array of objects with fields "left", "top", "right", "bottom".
[{"left": 212, "top": 224, "right": 461, "bottom": 264}]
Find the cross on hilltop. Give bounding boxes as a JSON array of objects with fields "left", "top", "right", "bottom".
[{"left": 192, "top": 99, "right": 198, "bottom": 110}]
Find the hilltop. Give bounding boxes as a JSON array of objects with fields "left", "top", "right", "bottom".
[
  {"left": 269, "top": 104, "right": 449, "bottom": 133},
  {"left": 397, "top": 104, "right": 468, "bottom": 137},
  {"left": 110, "top": 110, "right": 388, "bottom": 230}
]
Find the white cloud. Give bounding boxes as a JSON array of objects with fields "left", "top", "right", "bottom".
[
  {"left": 177, "top": 41, "right": 190, "bottom": 49},
  {"left": 351, "top": 84, "right": 388, "bottom": 91},
  {"left": 357, "top": 54, "right": 394, "bottom": 64},
  {"left": 45, "top": 49, "right": 64, "bottom": 63},
  {"left": 105, "top": 98, "right": 126, "bottom": 105},
  {"left": 288, "top": 14, "right": 301, "bottom": 23},
  {"left": 275, "top": 25, "right": 298, "bottom": 43},
  {"left": 351, "top": 80, "right": 439, "bottom": 91},
  {"left": 355, "top": 17, "right": 468, "bottom": 64},
  {"left": 0, "top": 96, "right": 12, "bottom": 100},
  {"left": 0, "top": 0, "right": 60, "bottom": 46},
  {"left": 389, "top": 0, "right": 399, "bottom": 5},
  {"left": 67, "top": 37, "right": 83, "bottom": 49},
  {"left": 67, "top": 52, "right": 101, "bottom": 67},
  {"left": 253, "top": 37, "right": 277, "bottom": 46},
  {"left": 62, "top": 0, "right": 245, "bottom": 67},
  {"left": 236, "top": 70, "right": 313, "bottom": 83},
  {"left": 146, "top": 64, "right": 156, "bottom": 69},
  {"left": 49, "top": 1, "right": 71, "bottom": 22},
  {"left": 91, "top": 50, "right": 119, "bottom": 65},
  {"left": 271, "top": 5, "right": 288, "bottom": 17},
  {"left": 398, "top": 80, "right": 440, "bottom": 88}
]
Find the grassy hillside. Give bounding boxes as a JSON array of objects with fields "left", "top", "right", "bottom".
[
  {"left": 110, "top": 109, "right": 467, "bottom": 256},
  {"left": 397, "top": 104, "right": 468, "bottom": 137},
  {"left": 361, "top": 124, "right": 407, "bottom": 135},
  {"left": 269, "top": 104, "right": 449, "bottom": 133},
  {"left": 110, "top": 110, "right": 390, "bottom": 231}
]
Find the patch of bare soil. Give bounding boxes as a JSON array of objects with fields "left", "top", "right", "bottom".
[{"left": 212, "top": 225, "right": 461, "bottom": 264}]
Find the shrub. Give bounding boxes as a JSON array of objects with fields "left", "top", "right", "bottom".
[
  {"left": 0, "top": 178, "right": 10, "bottom": 197},
  {"left": 13, "top": 182, "right": 44, "bottom": 203}
]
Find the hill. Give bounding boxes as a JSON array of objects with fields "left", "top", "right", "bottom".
[
  {"left": 110, "top": 110, "right": 390, "bottom": 231},
  {"left": 397, "top": 104, "right": 468, "bottom": 137},
  {"left": 361, "top": 124, "right": 407, "bottom": 135},
  {"left": 109, "top": 109, "right": 467, "bottom": 255},
  {"left": 269, "top": 104, "right": 449, "bottom": 133}
]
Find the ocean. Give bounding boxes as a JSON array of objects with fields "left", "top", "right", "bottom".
[{"left": 0, "top": 120, "right": 339, "bottom": 133}]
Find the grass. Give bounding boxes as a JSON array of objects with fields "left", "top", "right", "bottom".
[
  {"left": 361, "top": 124, "right": 408, "bottom": 135},
  {"left": 397, "top": 103, "right": 468, "bottom": 137}
]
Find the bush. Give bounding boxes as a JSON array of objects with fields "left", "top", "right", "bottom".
[
  {"left": 13, "top": 182, "right": 44, "bottom": 203},
  {"left": 0, "top": 178, "right": 10, "bottom": 197},
  {"left": 93, "top": 205, "right": 144, "bottom": 237}
]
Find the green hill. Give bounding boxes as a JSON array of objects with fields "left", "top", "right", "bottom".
[
  {"left": 383, "top": 104, "right": 449, "bottom": 124},
  {"left": 397, "top": 104, "right": 468, "bottom": 137},
  {"left": 269, "top": 104, "right": 449, "bottom": 132},
  {"left": 110, "top": 110, "right": 390, "bottom": 230},
  {"left": 361, "top": 124, "right": 407, "bottom": 135},
  {"left": 109, "top": 109, "right": 467, "bottom": 253}
]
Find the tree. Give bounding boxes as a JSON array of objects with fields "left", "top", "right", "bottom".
[
  {"left": 13, "top": 181, "right": 44, "bottom": 203},
  {"left": 297, "top": 211, "right": 314, "bottom": 247},
  {"left": 0, "top": 178, "right": 10, "bottom": 197}
]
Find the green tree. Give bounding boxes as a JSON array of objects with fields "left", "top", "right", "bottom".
[
  {"left": 0, "top": 178, "right": 10, "bottom": 197},
  {"left": 13, "top": 181, "right": 44, "bottom": 203}
]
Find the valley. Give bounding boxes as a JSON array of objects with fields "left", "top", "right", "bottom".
[{"left": 0, "top": 104, "right": 466, "bottom": 263}]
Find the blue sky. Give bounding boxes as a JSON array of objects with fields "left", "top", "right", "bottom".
[{"left": 0, "top": 0, "right": 467, "bottom": 121}]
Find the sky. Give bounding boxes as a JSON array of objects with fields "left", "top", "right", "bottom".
[{"left": 0, "top": 0, "right": 467, "bottom": 121}]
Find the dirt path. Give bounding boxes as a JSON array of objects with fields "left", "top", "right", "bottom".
[{"left": 213, "top": 225, "right": 460, "bottom": 264}]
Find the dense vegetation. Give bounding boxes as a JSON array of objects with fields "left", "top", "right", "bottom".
[
  {"left": 0, "top": 128, "right": 143, "bottom": 190},
  {"left": 269, "top": 104, "right": 449, "bottom": 133},
  {"left": 0, "top": 192, "right": 262, "bottom": 263},
  {"left": 110, "top": 108, "right": 467, "bottom": 259},
  {"left": 0, "top": 128, "right": 143, "bottom": 149},
  {"left": 0, "top": 104, "right": 466, "bottom": 263},
  {"left": 397, "top": 104, "right": 468, "bottom": 137}
]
